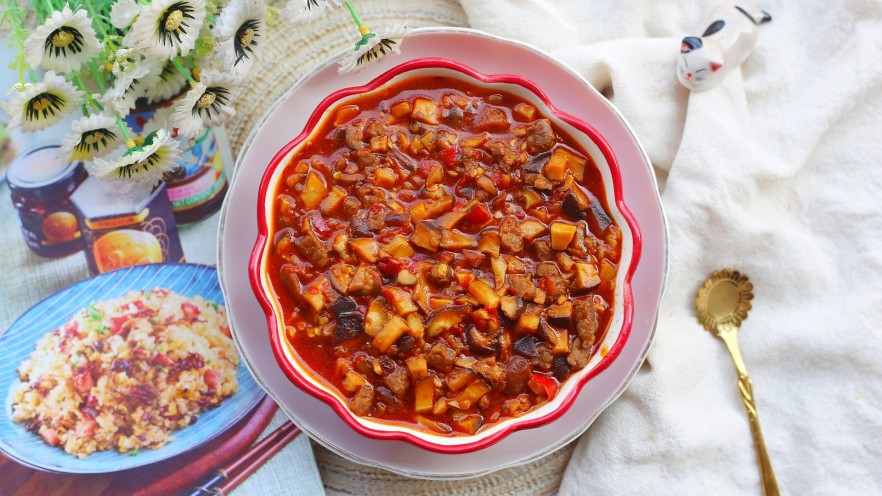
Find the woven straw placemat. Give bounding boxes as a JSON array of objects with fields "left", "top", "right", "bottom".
[{"left": 227, "top": 1, "right": 575, "bottom": 494}]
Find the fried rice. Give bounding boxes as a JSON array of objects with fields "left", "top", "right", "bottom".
[{"left": 11, "top": 289, "right": 238, "bottom": 458}]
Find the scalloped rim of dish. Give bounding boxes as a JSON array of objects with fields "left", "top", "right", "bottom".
[{"left": 249, "top": 57, "right": 643, "bottom": 453}]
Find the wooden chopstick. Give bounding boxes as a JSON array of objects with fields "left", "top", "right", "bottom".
[{"left": 188, "top": 421, "right": 302, "bottom": 496}]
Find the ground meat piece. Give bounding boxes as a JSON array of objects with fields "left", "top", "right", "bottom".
[
  {"left": 384, "top": 366, "right": 410, "bottom": 397},
  {"left": 536, "top": 262, "right": 566, "bottom": 301},
  {"left": 367, "top": 205, "right": 388, "bottom": 232},
  {"left": 295, "top": 230, "right": 329, "bottom": 268},
  {"left": 426, "top": 342, "right": 456, "bottom": 372},
  {"left": 461, "top": 250, "right": 486, "bottom": 268},
  {"left": 524, "top": 119, "right": 555, "bottom": 155},
  {"left": 511, "top": 274, "right": 538, "bottom": 300},
  {"left": 354, "top": 148, "right": 379, "bottom": 168},
  {"left": 350, "top": 383, "right": 374, "bottom": 415},
  {"left": 502, "top": 356, "right": 532, "bottom": 395},
  {"left": 532, "top": 343, "right": 554, "bottom": 371},
  {"left": 499, "top": 216, "right": 525, "bottom": 253},
  {"left": 475, "top": 107, "right": 509, "bottom": 132},
  {"left": 341, "top": 196, "right": 362, "bottom": 218},
  {"left": 471, "top": 360, "right": 506, "bottom": 390},
  {"left": 567, "top": 337, "right": 592, "bottom": 370},
  {"left": 573, "top": 296, "right": 598, "bottom": 348},
  {"left": 356, "top": 185, "right": 385, "bottom": 207},
  {"left": 532, "top": 239, "right": 553, "bottom": 261},
  {"left": 485, "top": 140, "right": 518, "bottom": 170},
  {"left": 349, "top": 218, "right": 373, "bottom": 238},
  {"left": 342, "top": 121, "right": 364, "bottom": 149},
  {"left": 443, "top": 106, "right": 465, "bottom": 129},
  {"left": 364, "top": 121, "right": 385, "bottom": 140}
]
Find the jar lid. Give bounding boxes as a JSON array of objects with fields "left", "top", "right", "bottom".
[{"left": 7, "top": 145, "right": 82, "bottom": 199}]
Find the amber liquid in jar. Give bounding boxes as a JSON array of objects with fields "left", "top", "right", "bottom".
[{"left": 8, "top": 145, "right": 87, "bottom": 258}]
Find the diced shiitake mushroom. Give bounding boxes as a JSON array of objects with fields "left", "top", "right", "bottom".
[
  {"left": 414, "top": 377, "right": 435, "bottom": 413},
  {"left": 320, "top": 186, "right": 347, "bottom": 214},
  {"left": 440, "top": 230, "right": 478, "bottom": 250},
  {"left": 411, "top": 222, "right": 442, "bottom": 252},
  {"left": 550, "top": 221, "right": 578, "bottom": 250},
  {"left": 380, "top": 235, "right": 415, "bottom": 259},
  {"left": 405, "top": 356, "right": 428, "bottom": 380},
  {"left": 573, "top": 262, "right": 601, "bottom": 291},
  {"left": 301, "top": 172, "right": 328, "bottom": 208},
  {"left": 382, "top": 287, "right": 418, "bottom": 316},
  {"left": 468, "top": 279, "right": 500, "bottom": 308},
  {"left": 426, "top": 305, "right": 469, "bottom": 337},
  {"left": 372, "top": 315, "right": 409, "bottom": 353},
  {"left": 364, "top": 298, "right": 388, "bottom": 337},
  {"left": 477, "top": 231, "right": 501, "bottom": 258},
  {"left": 411, "top": 98, "right": 440, "bottom": 125},
  {"left": 518, "top": 219, "right": 547, "bottom": 241},
  {"left": 349, "top": 238, "right": 379, "bottom": 262}
]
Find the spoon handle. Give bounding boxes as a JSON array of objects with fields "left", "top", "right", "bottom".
[{"left": 719, "top": 330, "right": 780, "bottom": 496}]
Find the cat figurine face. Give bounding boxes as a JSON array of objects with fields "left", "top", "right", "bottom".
[{"left": 676, "top": 5, "right": 771, "bottom": 91}]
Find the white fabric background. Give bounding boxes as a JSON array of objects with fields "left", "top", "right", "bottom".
[{"left": 458, "top": 1, "right": 882, "bottom": 494}]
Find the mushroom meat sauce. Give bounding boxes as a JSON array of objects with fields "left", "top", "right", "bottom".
[{"left": 267, "top": 75, "right": 621, "bottom": 437}]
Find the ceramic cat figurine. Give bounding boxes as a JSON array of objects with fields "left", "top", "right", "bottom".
[{"left": 677, "top": 5, "right": 772, "bottom": 91}]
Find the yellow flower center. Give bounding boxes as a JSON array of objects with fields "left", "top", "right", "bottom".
[
  {"left": 239, "top": 28, "right": 254, "bottom": 49},
  {"left": 51, "top": 31, "right": 75, "bottom": 48},
  {"left": 165, "top": 10, "right": 184, "bottom": 32},
  {"left": 32, "top": 97, "right": 53, "bottom": 112},
  {"left": 84, "top": 132, "right": 102, "bottom": 146},
  {"left": 197, "top": 92, "right": 216, "bottom": 109}
]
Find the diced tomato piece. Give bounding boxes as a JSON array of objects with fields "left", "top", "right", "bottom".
[
  {"left": 204, "top": 369, "right": 220, "bottom": 390},
  {"left": 528, "top": 373, "right": 559, "bottom": 400},
  {"left": 109, "top": 315, "right": 129, "bottom": 335},
  {"left": 540, "top": 275, "right": 555, "bottom": 295},
  {"left": 220, "top": 325, "right": 232, "bottom": 338},
  {"left": 74, "top": 369, "right": 94, "bottom": 395},
  {"left": 448, "top": 323, "right": 466, "bottom": 336},
  {"left": 463, "top": 204, "right": 492, "bottom": 225},
  {"left": 376, "top": 227, "right": 405, "bottom": 242},
  {"left": 418, "top": 160, "right": 441, "bottom": 176},
  {"left": 63, "top": 321, "right": 79, "bottom": 337},
  {"left": 39, "top": 426, "right": 60, "bottom": 446},
  {"left": 310, "top": 215, "right": 332, "bottom": 239},
  {"left": 133, "top": 300, "right": 146, "bottom": 311},
  {"left": 86, "top": 394, "right": 99, "bottom": 408},
  {"left": 153, "top": 353, "right": 173, "bottom": 367},
  {"left": 440, "top": 147, "right": 457, "bottom": 166},
  {"left": 377, "top": 257, "right": 406, "bottom": 277},
  {"left": 181, "top": 302, "right": 201, "bottom": 320},
  {"left": 75, "top": 418, "right": 97, "bottom": 439}
]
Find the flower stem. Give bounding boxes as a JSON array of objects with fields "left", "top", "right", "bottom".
[
  {"left": 2, "top": 1, "right": 31, "bottom": 85},
  {"left": 88, "top": 62, "right": 107, "bottom": 93},
  {"left": 344, "top": 1, "right": 371, "bottom": 35},
  {"left": 116, "top": 117, "right": 136, "bottom": 148},
  {"left": 171, "top": 58, "right": 196, "bottom": 84},
  {"left": 73, "top": 72, "right": 105, "bottom": 113}
]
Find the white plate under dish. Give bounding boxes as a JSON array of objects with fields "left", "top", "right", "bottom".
[{"left": 217, "top": 27, "right": 668, "bottom": 479}]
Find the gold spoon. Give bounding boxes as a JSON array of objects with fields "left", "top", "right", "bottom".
[{"left": 695, "top": 269, "right": 780, "bottom": 496}]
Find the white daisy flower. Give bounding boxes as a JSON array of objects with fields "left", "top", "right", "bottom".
[
  {"left": 280, "top": 0, "right": 342, "bottom": 25},
  {"left": 129, "top": 0, "right": 206, "bottom": 60},
  {"left": 109, "top": 48, "right": 149, "bottom": 89},
  {"left": 0, "top": 71, "right": 82, "bottom": 131},
  {"left": 110, "top": 0, "right": 141, "bottom": 29},
  {"left": 24, "top": 4, "right": 102, "bottom": 74},
  {"left": 213, "top": 0, "right": 266, "bottom": 79},
  {"left": 60, "top": 113, "right": 127, "bottom": 162},
  {"left": 338, "top": 25, "right": 410, "bottom": 74},
  {"left": 171, "top": 71, "right": 238, "bottom": 137},
  {"left": 88, "top": 129, "right": 181, "bottom": 188},
  {"left": 142, "top": 60, "right": 189, "bottom": 104}
]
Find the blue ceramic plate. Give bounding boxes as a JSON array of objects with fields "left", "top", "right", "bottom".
[{"left": 0, "top": 263, "right": 264, "bottom": 474}]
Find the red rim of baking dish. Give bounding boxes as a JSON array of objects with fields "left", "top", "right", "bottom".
[{"left": 249, "top": 57, "right": 643, "bottom": 453}]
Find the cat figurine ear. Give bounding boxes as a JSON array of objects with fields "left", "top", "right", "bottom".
[{"left": 677, "top": 5, "right": 772, "bottom": 91}]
